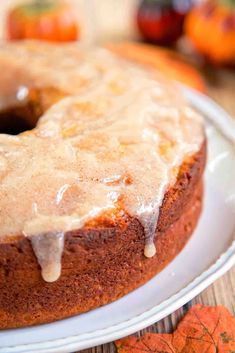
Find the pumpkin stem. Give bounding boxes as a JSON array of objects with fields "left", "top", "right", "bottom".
[
  {"left": 219, "top": 0, "right": 235, "bottom": 9},
  {"left": 19, "top": 0, "right": 58, "bottom": 16},
  {"left": 141, "top": 0, "right": 173, "bottom": 5}
]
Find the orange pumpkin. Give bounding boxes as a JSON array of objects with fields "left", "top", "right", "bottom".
[
  {"left": 7, "top": 0, "right": 79, "bottom": 42},
  {"left": 185, "top": 0, "right": 235, "bottom": 65}
]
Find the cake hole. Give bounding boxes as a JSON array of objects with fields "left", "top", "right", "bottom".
[
  {"left": 0, "top": 113, "right": 33, "bottom": 135},
  {"left": 0, "top": 108, "right": 39, "bottom": 135}
]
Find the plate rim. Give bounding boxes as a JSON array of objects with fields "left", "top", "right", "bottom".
[{"left": 2, "top": 88, "right": 235, "bottom": 353}]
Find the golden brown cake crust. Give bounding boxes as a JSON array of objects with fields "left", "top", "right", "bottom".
[{"left": 0, "top": 142, "right": 206, "bottom": 329}]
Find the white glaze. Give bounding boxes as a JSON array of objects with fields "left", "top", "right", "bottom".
[{"left": 0, "top": 41, "right": 204, "bottom": 282}]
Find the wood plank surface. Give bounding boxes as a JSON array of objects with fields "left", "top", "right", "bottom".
[{"left": 78, "top": 68, "right": 235, "bottom": 353}]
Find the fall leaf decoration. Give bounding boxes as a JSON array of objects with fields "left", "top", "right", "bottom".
[{"left": 116, "top": 304, "right": 235, "bottom": 353}]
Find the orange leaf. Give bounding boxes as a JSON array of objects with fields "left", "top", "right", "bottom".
[
  {"left": 116, "top": 304, "right": 235, "bottom": 353},
  {"left": 173, "top": 304, "right": 235, "bottom": 353},
  {"left": 116, "top": 333, "right": 175, "bottom": 353}
]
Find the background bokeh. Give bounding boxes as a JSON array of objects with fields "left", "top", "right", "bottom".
[{"left": 0, "top": 0, "right": 138, "bottom": 42}]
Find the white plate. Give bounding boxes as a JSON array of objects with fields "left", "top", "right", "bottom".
[{"left": 1, "top": 88, "right": 235, "bottom": 353}]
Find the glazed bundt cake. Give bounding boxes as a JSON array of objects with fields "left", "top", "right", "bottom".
[{"left": 0, "top": 41, "right": 206, "bottom": 328}]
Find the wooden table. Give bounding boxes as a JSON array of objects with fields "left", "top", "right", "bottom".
[{"left": 78, "top": 68, "right": 235, "bottom": 353}]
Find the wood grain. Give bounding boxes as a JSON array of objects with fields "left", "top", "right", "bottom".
[{"left": 78, "top": 68, "right": 235, "bottom": 353}]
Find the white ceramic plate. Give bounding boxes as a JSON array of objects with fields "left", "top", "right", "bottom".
[{"left": 1, "top": 88, "right": 235, "bottom": 353}]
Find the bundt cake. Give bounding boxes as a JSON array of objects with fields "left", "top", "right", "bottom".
[{"left": 0, "top": 41, "right": 206, "bottom": 329}]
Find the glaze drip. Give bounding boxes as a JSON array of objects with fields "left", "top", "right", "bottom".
[
  {"left": 30, "top": 232, "right": 64, "bottom": 283},
  {"left": 0, "top": 41, "right": 204, "bottom": 282}
]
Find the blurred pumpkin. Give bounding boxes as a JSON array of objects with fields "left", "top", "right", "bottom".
[
  {"left": 136, "top": 0, "right": 193, "bottom": 45},
  {"left": 108, "top": 41, "right": 206, "bottom": 92},
  {"left": 185, "top": 0, "right": 235, "bottom": 65},
  {"left": 7, "top": 0, "right": 79, "bottom": 42}
]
